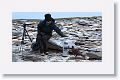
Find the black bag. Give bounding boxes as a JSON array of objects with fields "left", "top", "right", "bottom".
[{"left": 31, "top": 42, "right": 39, "bottom": 51}]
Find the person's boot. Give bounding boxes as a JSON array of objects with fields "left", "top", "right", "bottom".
[
  {"left": 44, "top": 52, "right": 49, "bottom": 55},
  {"left": 41, "top": 53, "right": 45, "bottom": 56},
  {"left": 39, "top": 50, "right": 45, "bottom": 56}
]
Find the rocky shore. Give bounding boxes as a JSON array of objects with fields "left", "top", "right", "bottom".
[{"left": 12, "top": 16, "right": 102, "bottom": 62}]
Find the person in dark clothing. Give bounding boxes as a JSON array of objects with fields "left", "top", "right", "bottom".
[{"left": 36, "top": 14, "right": 66, "bottom": 55}]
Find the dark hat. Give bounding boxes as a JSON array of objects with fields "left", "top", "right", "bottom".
[{"left": 44, "top": 14, "right": 52, "bottom": 21}]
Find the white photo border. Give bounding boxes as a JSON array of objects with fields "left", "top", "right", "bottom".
[{"left": 0, "top": 0, "right": 114, "bottom": 74}]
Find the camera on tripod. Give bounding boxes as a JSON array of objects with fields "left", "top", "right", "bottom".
[{"left": 23, "top": 23, "right": 32, "bottom": 27}]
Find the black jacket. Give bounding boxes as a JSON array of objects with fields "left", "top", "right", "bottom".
[{"left": 37, "top": 19, "right": 66, "bottom": 37}]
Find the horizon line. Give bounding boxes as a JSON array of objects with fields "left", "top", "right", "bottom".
[{"left": 12, "top": 12, "right": 102, "bottom": 19}]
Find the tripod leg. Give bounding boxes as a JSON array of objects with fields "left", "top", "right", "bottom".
[
  {"left": 25, "top": 29, "right": 32, "bottom": 42},
  {"left": 20, "top": 28, "right": 26, "bottom": 56},
  {"left": 21, "top": 28, "right": 26, "bottom": 44}
]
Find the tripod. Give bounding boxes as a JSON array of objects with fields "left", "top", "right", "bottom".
[
  {"left": 20, "top": 23, "right": 33, "bottom": 53},
  {"left": 21, "top": 23, "right": 32, "bottom": 44}
]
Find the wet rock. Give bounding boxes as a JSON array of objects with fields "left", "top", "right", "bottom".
[
  {"left": 12, "top": 39, "right": 21, "bottom": 45},
  {"left": 12, "top": 30, "right": 22, "bottom": 36},
  {"left": 87, "top": 53, "right": 102, "bottom": 60},
  {"left": 21, "top": 55, "right": 41, "bottom": 62},
  {"left": 12, "top": 45, "right": 21, "bottom": 53},
  {"left": 95, "top": 28, "right": 102, "bottom": 31},
  {"left": 75, "top": 42, "right": 85, "bottom": 45},
  {"left": 86, "top": 48, "right": 102, "bottom": 52},
  {"left": 12, "top": 54, "right": 23, "bottom": 62},
  {"left": 12, "top": 36, "right": 19, "bottom": 39}
]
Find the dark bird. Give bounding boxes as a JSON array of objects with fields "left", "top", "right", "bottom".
[{"left": 68, "top": 46, "right": 89, "bottom": 60}]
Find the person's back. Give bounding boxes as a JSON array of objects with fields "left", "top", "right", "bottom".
[{"left": 37, "top": 18, "right": 55, "bottom": 36}]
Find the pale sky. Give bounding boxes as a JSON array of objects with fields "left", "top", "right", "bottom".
[{"left": 12, "top": 12, "right": 101, "bottom": 19}]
